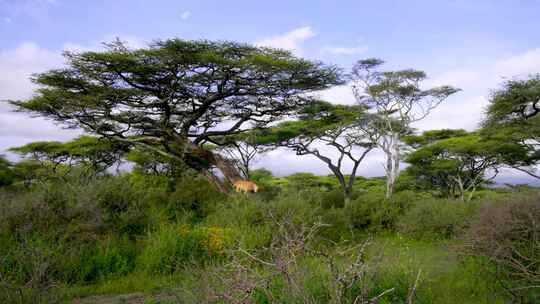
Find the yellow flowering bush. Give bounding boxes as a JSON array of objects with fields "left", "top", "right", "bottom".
[{"left": 199, "top": 226, "right": 232, "bottom": 254}]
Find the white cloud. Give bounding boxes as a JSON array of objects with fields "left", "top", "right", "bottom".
[
  {"left": 0, "top": 42, "right": 63, "bottom": 100},
  {"left": 424, "top": 70, "right": 482, "bottom": 91},
  {"left": 255, "top": 26, "right": 315, "bottom": 53},
  {"left": 406, "top": 47, "right": 540, "bottom": 133},
  {"left": 317, "top": 84, "right": 356, "bottom": 105},
  {"left": 0, "top": 43, "right": 81, "bottom": 156},
  {"left": 0, "top": 36, "right": 144, "bottom": 156},
  {"left": 495, "top": 48, "right": 540, "bottom": 78},
  {"left": 180, "top": 11, "right": 191, "bottom": 20},
  {"left": 412, "top": 95, "right": 489, "bottom": 131},
  {"left": 321, "top": 45, "right": 368, "bottom": 56}
]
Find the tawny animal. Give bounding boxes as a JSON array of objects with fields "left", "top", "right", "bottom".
[{"left": 233, "top": 180, "right": 259, "bottom": 193}]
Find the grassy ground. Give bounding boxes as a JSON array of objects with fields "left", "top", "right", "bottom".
[{"left": 64, "top": 234, "right": 504, "bottom": 304}]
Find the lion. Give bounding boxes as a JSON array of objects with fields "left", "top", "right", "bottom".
[{"left": 233, "top": 180, "right": 259, "bottom": 193}]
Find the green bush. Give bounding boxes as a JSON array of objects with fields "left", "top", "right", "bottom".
[
  {"left": 398, "top": 198, "right": 473, "bottom": 239},
  {"left": 321, "top": 189, "right": 346, "bottom": 209},
  {"left": 467, "top": 195, "right": 540, "bottom": 301},
  {"left": 0, "top": 175, "right": 152, "bottom": 240},
  {"left": 138, "top": 223, "right": 232, "bottom": 274},
  {"left": 165, "top": 175, "right": 226, "bottom": 220},
  {"left": 92, "top": 176, "right": 150, "bottom": 235},
  {"left": 61, "top": 236, "right": 137, "bottom": 284},
  {"left": 318, "top": 207, "right": 352, "bottom": 242},
  {"left": 345, "top": 192, "right": 404, "bottom": 231}
]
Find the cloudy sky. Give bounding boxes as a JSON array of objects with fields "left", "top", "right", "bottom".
[{"left": 1, "top": 0, "right": 540, "bottom": 183}]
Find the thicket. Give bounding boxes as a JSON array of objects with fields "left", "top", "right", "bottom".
[{"left": 0, "top": 168, "right": 538, "bottom": 303}]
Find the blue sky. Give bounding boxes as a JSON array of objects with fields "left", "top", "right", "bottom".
[{"left": 1, "top": 0, "right": 540, "bottom": 183}]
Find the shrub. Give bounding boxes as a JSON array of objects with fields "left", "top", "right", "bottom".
[
  {"left": 165, "top": 175, "right": 226, "bottom": 220},
  {"left": 92, "top": 176, "right": 150, "bottom": 235},
  {"left": 0, "top": 175, "right": 151, "bottom": 240},
  {"left": 345, "top": 192, "right": 404, "bottom": 231},
  {"left": 398, "top": 198, "right": 473, "bottom": 239},
  {"left": 61, "top": 236, "right": 137, "bottom": 284},
  {"left": 321, "top": 189, "right": 346, "bottom": 209},
  {"left": 138, "top": 223, "right": 232, "bottom": 274},
  {"left": 467, "top": 195, "right": 540, "bottom": 301},
  {"left": 0, "top": 235, "right": 63, "bottom": 304}
]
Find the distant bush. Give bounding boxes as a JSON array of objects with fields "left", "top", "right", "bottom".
[
  {"left": 345, "top": 192, "right": 411, "bottom": 231},
  {"left": 467, "top": 195, "right": 540, "bottom": 301},
  {"left": 321, "top": 189, "right": 344, "bottom": 209},
  {"left": 398, "top": 198, "right": 473, "bottom": 239},
  {"left": 250, "top": 169, "right": 281, "bottom": 201}
]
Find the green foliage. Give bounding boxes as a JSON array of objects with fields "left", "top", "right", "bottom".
[
  {"left": 405, "top": 130, "right": 529, "bottom": 199},
  {"left": 126, "top": 146, "right": 187, "bottom": 177},
  {"left": 11, "top": 39, "right": 342, "bottom": 179},
  {"left": 0, "top": 175, "right": 150, "bottom": 241},
  {"left": 403, "top": 129, "right": 468, "bottom": 148},
  {"left": 164, "top": 175, "right": 226, "bottom": 219},
  {"left": 484, "top": 74, "right": 540, "bottom": 124},
  {"left": 467, "top": 194, "right": 540, "bottom": 301},
  {"left": 0, "top": 155, "right": 14, "bottom": 186},
  {"left": 62, "top": 237, "right": 137, "bottom": 283},
  {"left": 345, "top": 191, "right": 412, "bottom": 231},
  {"left": 0, "top": 167, "right": 537, "bottom": 302},
  {"left": 9, "top": 136, "right": 128, "bottom": 177},
  {"left": 321, "top": 189, "right": 347, "bottom": 209},
  {"left": 138, "top": 223, "right": 232, "bottom": 275},
  {"left": 398, "top": 199, "right": 474, "bottom": 239}
]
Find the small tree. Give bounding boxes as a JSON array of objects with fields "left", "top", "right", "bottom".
[
  {"left": 9, "top": 136, "right": 128, "bottom": 177},
  {"left": 351, "top": 59, "right": 459, "bottom": 198},
  {"left": 254, "top": 101, "right": 378, "bottom": 204},
  {"left": 9, "top": 141, "right": 71, "bottom": 175},
  {"left": 404, "top": 130, "right": 529, "bottom": 200},
  {"left": 218, "top": 134, "right": 269, "bottom": 180}
]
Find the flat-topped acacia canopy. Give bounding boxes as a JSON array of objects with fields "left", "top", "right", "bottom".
[{"left": 10, "top": 39, "right": 343, "bottom": 185}]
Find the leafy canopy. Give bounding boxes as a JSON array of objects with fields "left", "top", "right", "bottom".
[
  {"left": 405, "top": 130, "right": 530, "bottom": 198},
  {"left": 11, "top": 39, "right": 342, "bottom": 146},
  {"left": 484, "top": 75, "right": 540, "bottom": 125},
  {"left": 10, "top": 39, "right": 343, "bottom": 182}
]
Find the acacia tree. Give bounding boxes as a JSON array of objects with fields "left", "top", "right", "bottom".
[
  {"left": 126, "top": 146, "right": 188, "bottom": 177},
  {"left": 254, "top": 101, "right": 378, "bottom": 204},
  {"left": 9, "top": 141, "right": 70, "bottom": 174},
  {"left": 218, "top": 135, "right": 269, "bottom": 179},
  {"left": 482, "top": 75, "right": 540, "bottom": 179},
  {"left": 9, "top": 39, "right": 342, "bottom": 191},
  {"left": 351, "top": 58, "right": 459, "bottom": 198},
  {"left": 404, "top": 130, "right": 529, "bottom": 201},
  {"left": 484, "top": 75, "right": 540, "bottom": 123},
  {"left": 9, "top": 136, "right": 128, "bottom": 176}
]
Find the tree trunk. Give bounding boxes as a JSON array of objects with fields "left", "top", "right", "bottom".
[
  {"left": 385, "top": 133, "right": 400, "bottom": 199},
  {"left": 343, "top": 187, "right": 352, "bottom": 207},
  {"left": 182, "top": 142, "right": 243, "bottom": 192}
]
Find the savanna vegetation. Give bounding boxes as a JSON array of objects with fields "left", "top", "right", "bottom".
[{"left": 1, "top": 39, "right": 539, "bottom": 303}]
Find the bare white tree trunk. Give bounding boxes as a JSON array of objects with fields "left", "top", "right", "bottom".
[{"left": 384, "top": 132, "right": 401, "bottom": 199}]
